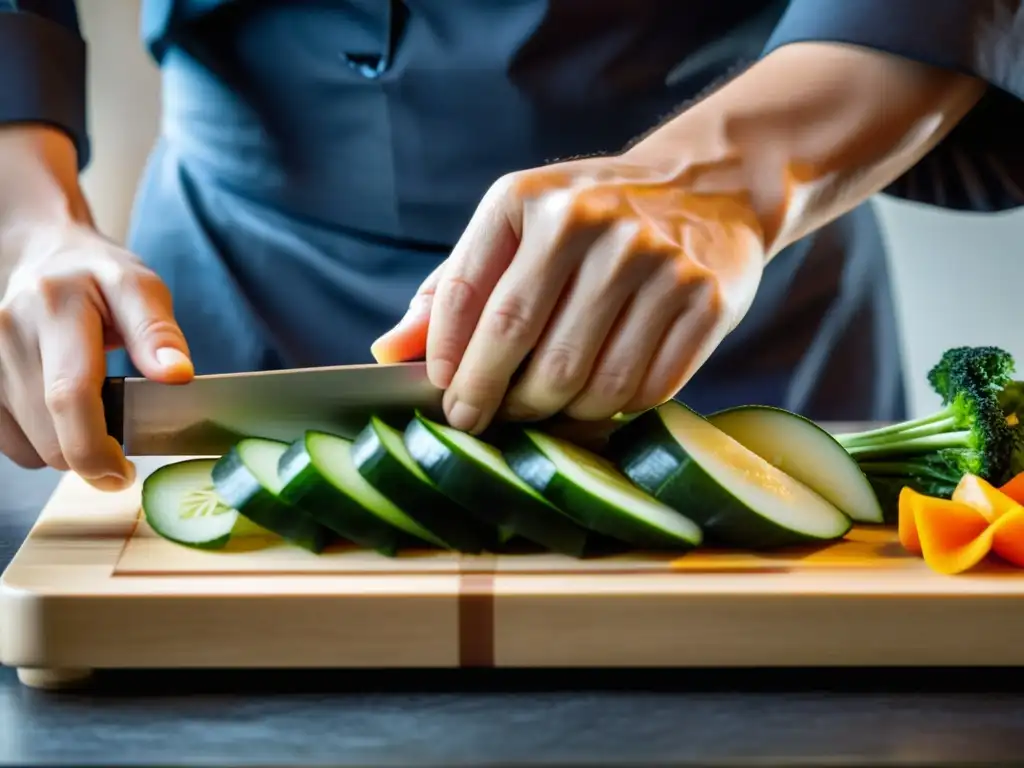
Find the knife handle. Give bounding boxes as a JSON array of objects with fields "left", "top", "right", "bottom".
[{"left": 102, "top": 377, "right": 125, "bottom": 446}]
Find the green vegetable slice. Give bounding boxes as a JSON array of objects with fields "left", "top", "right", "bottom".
[{"left": 613, "top": 400, "right": 852, "bottom": 548}]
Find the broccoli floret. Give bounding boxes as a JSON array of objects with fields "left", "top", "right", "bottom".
[
  {"left": 927, "top": 345, "right": 1015, "bottom": 404},
  {"left": 834, "top": 346, "right": 1021, "bottom": 494}
]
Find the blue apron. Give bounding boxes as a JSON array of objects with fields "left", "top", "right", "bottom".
[{"left": 107, "top": 0, "right": 908, "bottom": 422}]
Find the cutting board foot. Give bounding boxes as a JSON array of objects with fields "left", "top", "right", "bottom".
[{"left": 17, "top": 667, "right": 93, "bottom": 691}]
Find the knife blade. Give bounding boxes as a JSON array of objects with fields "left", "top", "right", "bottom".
[{"left": 102, "top": 361, "right": 444, "bottom": 456}]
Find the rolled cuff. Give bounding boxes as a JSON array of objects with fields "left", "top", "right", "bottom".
[
  {"left": 764, "top": 0, "right": 1024, "bottom": 212},
  {"left": 0, "top": 10, "right": 90, "bottom": 170}
]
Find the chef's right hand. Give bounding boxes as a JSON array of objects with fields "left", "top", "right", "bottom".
[{"left": 0, "top": 130, "right": 193, "bottom": 490}]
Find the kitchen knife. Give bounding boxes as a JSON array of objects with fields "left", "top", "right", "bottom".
[{"left": 101, "top": 361, "right": 444, "bottom": 456}]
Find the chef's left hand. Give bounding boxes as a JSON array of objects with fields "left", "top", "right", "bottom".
[{"left": 371, "top": 154, "right": 767, "bottom": 434}]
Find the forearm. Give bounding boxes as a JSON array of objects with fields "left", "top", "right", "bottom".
[{"left": 625, "top": 42, "right": 987, "bottom": 258}]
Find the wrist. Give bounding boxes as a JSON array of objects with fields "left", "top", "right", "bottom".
[
  {"left": 624, "top": 42, "right": 985, "bottom": 257},
  {"left": 0, "top": 125, "right": 92, "bottom": 233}
]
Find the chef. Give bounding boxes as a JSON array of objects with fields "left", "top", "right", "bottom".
[{"left": 0, "top": 0, "right": 1022, "bottom": 491}]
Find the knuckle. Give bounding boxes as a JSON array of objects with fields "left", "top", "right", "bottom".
[
  {"left": 113, "top": 264, "right": 151, "bottom": 294},
  {"left": 490, "top": 171, "right": 525, "bottom": 204},
  {"left": 33, "top": 274, "right": 78, "bottom": 312},
  {"left": 44, "top": 375, "right": 93, "bottom": 415},
  {"left": 536, "top": 343, "right": 587, "bottom": 392},
  {"left": 437, "top": 276, "right": 479, "bottom": 319},
  {"left": 486, "top": 294, "right": 534, "bottom": 343},
  {"left": 129, "top": 315, "right": 182, "bottom": 344},
  {"left": 587, "top": 367, "right": 636, "bottom": 404}
]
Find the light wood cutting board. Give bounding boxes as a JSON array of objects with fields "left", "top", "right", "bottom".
[{"left": 4, "top": 445, "right": 1024, "bottom": 689}]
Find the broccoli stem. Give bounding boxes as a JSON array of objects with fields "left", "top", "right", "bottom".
[
  {"left": 844, "top": 430, "right": 973, "bottom": 460},
  {"left": 834, "top": 406, "right": 957, "bottom": 446}
]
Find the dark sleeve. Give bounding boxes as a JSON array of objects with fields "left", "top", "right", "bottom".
[
  {"left": 763, "top": 0, "right": 1024, "bottom": 213},
  {"left": 0, "top": 0, "right": 90, "bottom": 169}
]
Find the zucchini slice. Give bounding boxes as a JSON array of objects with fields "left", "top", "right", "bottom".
[
  {"left": 351, "top": 416, "right": 498, "bottom": 553},
  {"left": 403, "top": 414, "right": 597, "bottom": 557},
  {"left": 142, "top": 458, "right": 249, "bottom": 549},
  {"left": 501, "top": 429, "right": 703, "bottom": 551},
  {"left": 613, "top": 401, "right": 853, "bottom": 548},
  {"left": 212, "top": 438, "right": 336, "bottom": 553},
  {"left": 708, "top": 404, "right": 884, "bottom": 524},
  {"left": 277, "top": 430, "right": 447, "bottom": 555}
]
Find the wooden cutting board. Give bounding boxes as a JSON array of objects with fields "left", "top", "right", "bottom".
[{"left": 4, "top": 449, "right": 1024, "bottom": 690}]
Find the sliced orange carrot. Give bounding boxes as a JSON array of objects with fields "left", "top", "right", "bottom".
[
  {"left": 952, "top": 474, "right": 1020, "bottom": 523},
  {"left": 897, "top": 486, "right": 924, "bottom": 554},
  {"left": 999, "top": 471, "right": 1024, "bottom": 506},
  {"left": 913, "top": 496, "right": 994, "bottom": 575},
  {"left": 990, "top": 508, "right": 1024, "bottom": 567}
]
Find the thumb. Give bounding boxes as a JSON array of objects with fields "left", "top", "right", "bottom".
[
  {"left": 103, "top": 269, "right": 194, "bottom": 383},
  {"left": 370, "top": 262, "right": 445, "bottom": 364}
]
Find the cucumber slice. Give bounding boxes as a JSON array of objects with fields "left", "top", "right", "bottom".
[
  {"left": 501, "top": 429, "right": 703, "bottom": 551},
  {"left": 277, "top": 430, "right": 446, "bottom": 555},
  {"left": 708, "top": 404, "right": 884, "bottom": 524},
  {"left": 142, "top": 458, "right": 245, "bottom": 549},
  {"left": 212, "top": 438, "right": 336, "bottom": 553},
  {"left": 613, "top": 400, "right": 853, "bottom": 548},
  {"left": 351, "top": 416, "right": 498, "bottom": 553},
  {"left": 404, "top": 414, "right": 598, "bottom": 557}
]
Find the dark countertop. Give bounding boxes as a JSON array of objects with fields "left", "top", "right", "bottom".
[{"left": 4, "top": 458, "right": 1024, "bottom": 767}]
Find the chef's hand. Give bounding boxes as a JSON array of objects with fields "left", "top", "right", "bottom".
[
  {"left": 371, "top": 154, "right": 766, "bottom": 433},
  {"left": 0, "top": 126, "right": 193, "bottom": 489}
]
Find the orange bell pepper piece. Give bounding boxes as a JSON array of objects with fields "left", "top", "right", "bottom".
[
  {"left": 898, "top": 474, "right": 1024, "bottom": 573},
  {"left": 912, "top": 496, "right": 993, "bottom": 575},
  {"left": 999, "top": 471, "right": 1024, "bottom": 505}
]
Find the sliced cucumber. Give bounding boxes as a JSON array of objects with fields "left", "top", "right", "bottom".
[
  {"left": 501, "top": 429, "right": 703, "bottom": 551},
  {"left": 613, "top": 401, "right": 853, "bottom": 548},
  {"left": 404, "top": 414, "right": 598, "bottom": 557},
  {"left": 351, "top": 416, "right": 498, "bottom": 553},
  {"left": 212, "top": 438, "right": 336, "bottom": 553},
  {"left": 277, "top": 430, "right": 446, "bottom": 555},
  {"left": 142, "top": 459, "right": 248, "bottom": 549},
  {"left": 708, "top": 404, "right": 884, "bottom": 524}
]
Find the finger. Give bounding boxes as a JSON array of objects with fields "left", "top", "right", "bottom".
[
  {"left": 39, "top": 293, "right": 136, "bottom": 488},
  {"left": 502, "top": 225, "right": 659, "bottom": 420},
  {"left": 624, "top": 283, "right": 729, "bottom": 413},
  {"left": 0, "top": 403, "right": 45, "bottom": 469},
  {"left": 370, "top": 261, "right": 445, "bottom": 364},
  {"left": 97, "top": 267, "right": 193, "bottom": 384},
  {"left": 565, "top": 263, "right": 703, "bottom": 421},
  {"left": 0, "top": 313, "right": 71, "bottom": 471},
  {"left": 442, "top": 216, "right": 595, "bottom": 433},
  {"left": 425, "top": 182, "right": 521, "bottom": 389}
]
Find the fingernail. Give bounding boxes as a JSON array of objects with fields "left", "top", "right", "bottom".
[
  {"left": 103, "top": 460, "right": 135, "bottom": 486},
  {"left": 155, "top": 347, "right": 192, "bottom": 373},
  {"left": 369, "top": 339, "right": 391, "bottom": 363},
  {"left": 447, "top": 399, "right": 482, "bottom": 432}
]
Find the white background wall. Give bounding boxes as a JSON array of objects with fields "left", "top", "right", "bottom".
[{"left": 3, "top": 0, "right": 1024, "bottom": 494}]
